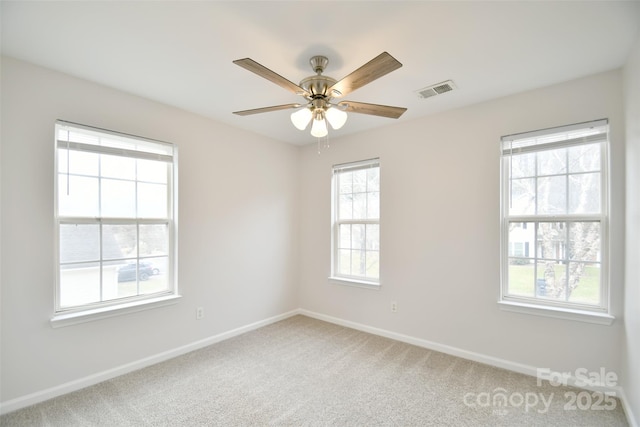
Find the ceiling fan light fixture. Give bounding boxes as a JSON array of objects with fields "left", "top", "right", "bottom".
[
  {"left": 325, "top": 106, "right": 348, "bottom": 130},
  {"left": 290, "top": 107, "right": 312, "bottom": 130},
  {"left": 310, "top": 117, "right": 328, "bottom": 138},
  {"left": 233, "top": 52, "right": 406, "bottom": 141}
]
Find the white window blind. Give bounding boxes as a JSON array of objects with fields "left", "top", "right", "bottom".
[{"left": 501, "top": 119, "right": 608, "bottom": 154}]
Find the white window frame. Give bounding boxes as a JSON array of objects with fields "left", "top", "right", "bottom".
[
  {"left": 499, "top": 119, "right": 613, "bottom": 324},
  {"left": 330, "top": 158, "right": 381, "bottom": 288},
  {"left": 52, "top": 121, "right": 179, "bottom": 326}
]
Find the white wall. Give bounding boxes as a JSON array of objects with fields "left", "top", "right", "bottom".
[
  {"left": 0, "top": 57, "right": 299, "bottom": 402},
  {"left": 1, "top": 54, "right": 634, "bottom": 416},
  {"left": 299, "top": 69, "right": 625, "bottom": 375},
  {"left": 623, "top": 36, "right": 640, "bottom": 425}
]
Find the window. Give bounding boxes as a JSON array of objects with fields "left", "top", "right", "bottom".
[
  {"left": 55, "top": 121, "right": 177, "bottom": 315},
  {"left": 500, "top": 119, "right": 609, "bottom": 316},
  {"left": 331, "top": 159, "right": 380, "bottom": 285}
]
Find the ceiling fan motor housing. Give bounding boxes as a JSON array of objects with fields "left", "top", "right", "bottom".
[
  {"left": 301, "top": 56, "right": 337, "bottom": 97},
  {"left": 310, "top": 56, "right": 329, "bottom": 74},
  {"left": 299, "top": 75, "right": 337, "bottom": 98}
]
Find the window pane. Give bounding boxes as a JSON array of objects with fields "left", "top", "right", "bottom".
[
  {"left": 140, "top": 257, "right": 169, "bottom": 295},
  {"left": 366, "top": 251, "right": 379, "bottom": 279},
  {"left": 58, "top": 175, "right": 99, "bottom": 217},
  {"left": 59, "top": 262, "right": 101, "bottom": 308},
  {"left": 508, "top": 222, "right": 534, "bottom": 259},
  {"left": 338, "top": 249, "right": 351, "bottom": 276},
  {"left": 569, "top": 222, "right": 600, "bottom": 262},
  {"left": 138, "top": 159, "right": 168, "bottom": 184},
  {"left": 339, "top": 224, "right": 351, "bottom": 249},
  {"left": 367, "top": 168, "right": 380, "bottom": 191},
  {"left": 139, "top": 224, "right": 169, "bottom": 256},
  {"left": 116, "top": 259, "right": 141, "bottom": 283},
  {"left": 510, "top": 178, "right": 535, "bottom": 215},
  {"left": 101, "top": 155, "right": 135, "bottom": 180},
  {"left": 60, "top": 224, "right": 99, "bottom": 263},
  {"left": 536, "top": 261, "right": 567, "bottom": 300},
  {"left": 64, "top": 150, "right": 99, "bottom": 176},
  {"left": 101, "top": 179, "right": 136, "bottom": 218},
  {"left": 366, "top": 224, "right": 380, "bottom": 250},
  {"left": 103, "top": 224, "right": 136, "bottom": 260},
  {"left": 351, "top": 224, "right": 365, "bottom": 250},
  {"left": 352, "top": 193, "right": 366, "bottom": 219},
  {"left": 339, "top": 195, "right": 353, "bottom": 220},
  {"left": 567, "top": 262, "right": 601, "bottom": 305},
  {"left": 353, "top": 170, "right": 367, "bottom": 193},
  {"left": 536, "top": 222, "right": 566, "bottom": 260},
  {"left": 508, "top": 261, "right": 534, "bottom": 297},
  {"left": 137, "top": 183, "right": 167, "bottom": 218},
  {"left": 103, "top": 259, "right": 128, "bottom": 299},
  {"left": 339, "top": 173, "right": 352, "bottom": 194},
  {"left": 538, "top": 148, "right": 566, "bottom": 176},
  {"left": 367, "top": 191, "right": 380, "bottom": 219},
  {"left": 351, "top": 250, "right": 365, "bottom": 276},
  {"left": 511, "top": 152, "right": 536, "bottom": 178},
  {"left": 537, "top": 176, "right": 566, "bottom": 214},
  {"left": 569, "top": 143, "right": 600, "bottom": 173},
  {"left": 569, "top": 172, "right": 600, "bottom": 214}
]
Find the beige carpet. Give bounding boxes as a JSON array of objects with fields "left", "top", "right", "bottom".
[{"left": 0, "top": 315, "right": 629, "bottom": 426}]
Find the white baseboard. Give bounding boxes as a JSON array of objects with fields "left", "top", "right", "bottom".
[
  {"left": 617, "top": 386, "right": 638, "bottom": 427},
  {"left": 299, "top": 309, "right": 539, "bottom": 376},
  {"left": 0, "top": 309, "right": 299, "bottom": 415},
  {"left": 299, "top": 309, "right": 624, "bottom": 396},
  {"left": 2, "top": 307, "right": 635, "bottom": 427}
]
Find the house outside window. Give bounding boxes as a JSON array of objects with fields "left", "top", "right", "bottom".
[
  {"left": 331, "top": 159, "right": 380, "bottom": 286},
  {"left": 54, "top": 121, "right": 177, "bottom": 315},
  {"left": 500, "top": 119, "right": 609, "bottom": 316}
]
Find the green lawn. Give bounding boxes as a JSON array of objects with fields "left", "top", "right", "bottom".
[{"left": 508, "top": 263, "right": 600, "bottom": 305}]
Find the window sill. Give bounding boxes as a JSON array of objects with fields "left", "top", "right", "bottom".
[
  {"left": 51, "top": 294, "right": 182, "bottom": 328},
  {"left": 328, "top": 277, "right": 380, "bottom": 290},
  {"left": 497, "top": 300, "right": 614, "bottom": 325}
]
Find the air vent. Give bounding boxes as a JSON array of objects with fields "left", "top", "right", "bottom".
[{"left": 416, "top": 80, "right": 456, "bottom": 99}]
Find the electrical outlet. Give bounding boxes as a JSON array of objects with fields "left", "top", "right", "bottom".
[
  {"left": 196, "top": 307, "right": 204, "bottom": 320},
  {"left": 391, "top": 301, "right": 397, "bottom": 313}
]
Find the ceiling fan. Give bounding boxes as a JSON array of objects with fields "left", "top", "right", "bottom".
[{"left": 232, "top": 52, "right": 407, "bottom": 138}]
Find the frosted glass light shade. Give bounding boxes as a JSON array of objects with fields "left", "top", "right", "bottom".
[
  {"left": 290, "top": 108, "right": 312, "bottom": 130},
  {"left": 310, "top": 118, "right": 328, "bottom": 138},
  {"left": 325, "top": 107, "right": 348, "bottom": 130}
]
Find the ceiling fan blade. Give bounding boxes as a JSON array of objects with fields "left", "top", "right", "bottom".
[
  {"left": 233, "top": 58, "right": 309, "bottom": 96},
  {"left": 233, "top": 103, "right": 301, "bottom": 116},
  {"left": 338, "top": 101, "right": 407, "bottom": 119},
  {"left": 328, "top": 52, "right": 402, "bottom": 97}
]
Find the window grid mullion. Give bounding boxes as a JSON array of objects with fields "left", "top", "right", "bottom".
[
  {"left": 98, "top": 154, "right": 104, "bottom": 303},
  {"left": 136, "top": 223, "right": 141, "bottom": 295},
  {"left": 565, "top": 149, "right": 569, "bottom": 217},
  {"left": 563, "top": 220, "right": 569, "bottom": 302},
  {"left": 534, "top": 152, "right": 538, "bottom": 215},
  {"left": 99, "top": 220, "right": 104, "bottom": 302}
]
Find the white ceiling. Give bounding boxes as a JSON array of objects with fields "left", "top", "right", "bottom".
[{"left": 2, "top": 1, "right": 639, "bottom": 145}]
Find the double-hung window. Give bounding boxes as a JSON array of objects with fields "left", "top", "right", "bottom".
[
  {"left": 500, "top": 119, "right": 609, "bottom": 317},
  {"left": 54, "top": 121, "right": 177, "bottom": 316},
  {"left": 331, "top": 159, "right": 380, "bottom": 285}
]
